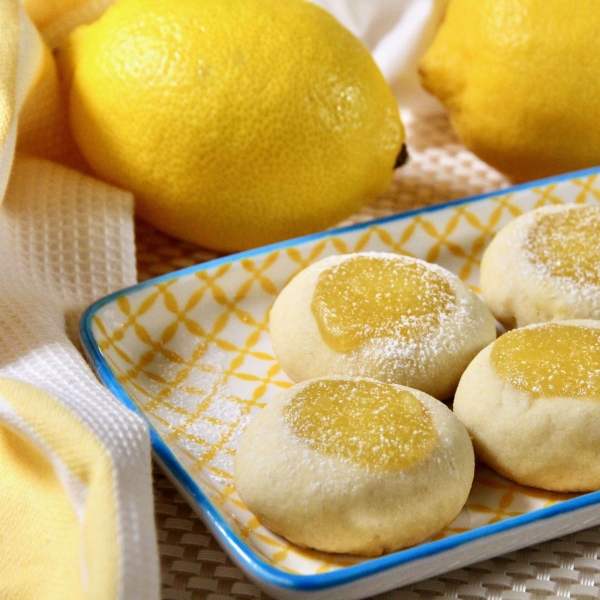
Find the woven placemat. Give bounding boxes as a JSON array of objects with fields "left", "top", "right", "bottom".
[{"left": 136, "top": 112, "right": 600, "bottom": 600}]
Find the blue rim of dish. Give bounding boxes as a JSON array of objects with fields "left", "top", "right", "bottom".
[{"left": 80, "top": 165, "right": 600, "bottom": 593}]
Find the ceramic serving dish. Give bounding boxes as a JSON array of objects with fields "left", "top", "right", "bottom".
[{"left": 80, "top": 166, "right": 600, "bottom": 600}]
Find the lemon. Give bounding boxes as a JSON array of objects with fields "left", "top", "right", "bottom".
[
  {"left": 419, "top": 0, "right": 600, "bottom": 182},
  {"left": 60, "top": 0, "right": 404, "bottom": 252}
]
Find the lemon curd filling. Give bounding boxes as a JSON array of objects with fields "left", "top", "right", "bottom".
[
  {"left": 283, "top": 379, "right": 437, "bottom": 471},
  {"left": 491, "top": 324, "right": 600, "bottom": 399},
  {"left": 526, "top": 206, "right": 600, "bottom": 286},
  {"left": 310, "top": 255, "right": 455, "bottom": 352}
]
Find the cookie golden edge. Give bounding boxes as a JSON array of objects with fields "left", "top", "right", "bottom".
[
  {"left": 269, "top": 252, "right": 497, "bottom": 401},
  {"left": 454, "top": 319, "right": 600, "bottom": 493},
  {"left": 233, "top": 376, "right": 475, "bottom": 557}
]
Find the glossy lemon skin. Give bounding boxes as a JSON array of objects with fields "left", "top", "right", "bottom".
[
  {"left": 419, "top": 0, "right": 600, "bottom": 182},
  {"left": 62, "top": 0, "right": 404, "bottom": 251}
]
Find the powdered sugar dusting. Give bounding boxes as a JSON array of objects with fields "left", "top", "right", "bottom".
[
  {"left": 524, "top": 205, "right": 600, "bottom": 299},
  {"left": 283, "top": 378, "right": 437, "bottom": 472},
  {"left": 312, "top": 253, "right": 457, "bottom": 353},
  {"left": 492, "top": 322, "right": 600, "bottom": 399},
  {"left": 310, "top": 252, "right": 488, "bottom": 391}
]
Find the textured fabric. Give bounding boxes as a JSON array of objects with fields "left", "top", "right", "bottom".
[
  {"left": 0, "top": 376, "right": 118, "bottom": 600},
  {"left": 0, "top": 2, "right": 160, "bottom": 598}
]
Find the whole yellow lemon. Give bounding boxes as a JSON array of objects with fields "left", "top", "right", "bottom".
[
  {"left": 419, "top": 0, "right": 600, "bottom": 182},
  {"left": 61, "top": 0, "right": 404, "bottom": 252}
]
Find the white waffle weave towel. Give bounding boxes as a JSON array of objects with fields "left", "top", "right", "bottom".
[{"left": 0, "top": 2, "right": 159, "bottom": 598}]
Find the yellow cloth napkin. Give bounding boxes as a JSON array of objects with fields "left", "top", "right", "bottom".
[{"left": 0, "top": 1, "right": 159, "bottom": 598}]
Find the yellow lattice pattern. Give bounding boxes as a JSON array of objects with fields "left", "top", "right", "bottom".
[{"left": 93, "top": 174, "right": 600, "bottom": 574}]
